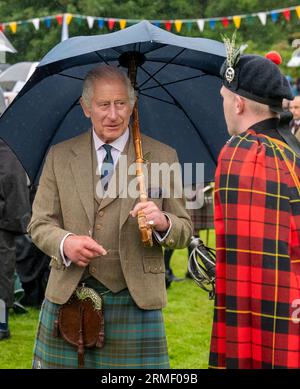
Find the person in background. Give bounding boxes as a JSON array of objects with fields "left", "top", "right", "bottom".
[
  {"left": 290, "top": 96, "right": 300, "bottom": 141},
  {"left": 0, "top": 139, "right": 31, "bottom": 340},
  {"left": 209, "top": 44, "right": 300, "bottom": 368}
]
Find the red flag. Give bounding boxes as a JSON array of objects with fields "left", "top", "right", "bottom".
[
  {"left": 165, "top": 21, "right": 172, "bottom": 31},
  {"left": 56, "top": 15, "right": 63, "bottom": 25},
  {"left": 283, "top": 9, "right": 291, "bottom": 21},
  {"left": 108, "top": 19, "right": 115, "bottom": 30},
  {"left": 221, "top": 18, "right": 229, "bottom": 28}
]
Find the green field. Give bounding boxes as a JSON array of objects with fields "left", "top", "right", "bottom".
[{"left": 0, "top": 232, "right": 215, "bottom": 369}]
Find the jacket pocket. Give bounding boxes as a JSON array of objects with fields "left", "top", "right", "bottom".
[{"left": 142, "top": 256, "right": 165, "bottom": 274}]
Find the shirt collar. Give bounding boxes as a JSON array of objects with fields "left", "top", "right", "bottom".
[{"left": 93, "top": 128, "right": 129, "bottom": 152}]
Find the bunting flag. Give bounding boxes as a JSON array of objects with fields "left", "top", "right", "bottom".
[
  {"left": 31, "top": 18, "right": 40, "bottom": 30},
  {"left": 0, "top": 4, "right": 299, "bottom": 37},
  {"left": 87, "top": 16, "right": 94, "bottom": 29},
  {"left": 197, "top": 19, "right": 205, "bottom": 32},
  {"left": 55, "top": 15, "right": 63, "bottom": 25},
  {"left": 119, "top": 19, "right": 126, "bottom": 29},
  {"left": 257, "top": 12, "right": 267, "bottom": 26},
  {"left": 66, "top": 14, "right": 73, "bottom": 25},
  {"left": 174, "top": 20, "right": 182, "bottom": 32},
  {"left": 233, "top": 15, "right": 241, "bottom": 29},
  {"left": 9, "top": 22, "right": 17, "bottom": 33},
  {"left": 108, "top": 18, "right": 115, "bottom": 30}
]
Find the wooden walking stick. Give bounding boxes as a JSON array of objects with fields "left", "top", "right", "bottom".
[{"left": 121, "top": 52, "right": 153, "bottom": 247}]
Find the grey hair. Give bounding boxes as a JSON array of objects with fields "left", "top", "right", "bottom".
[{"left": 82, "top": 64, "right": 135, "bottom": 108}]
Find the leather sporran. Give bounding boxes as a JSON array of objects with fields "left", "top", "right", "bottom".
[{"left": 53, "top": 286, "right": 105, "bottom": 368}]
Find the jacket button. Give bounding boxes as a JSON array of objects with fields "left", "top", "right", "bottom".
[
  {"left": 98, "top": 211, "right": 104, "bottom": 217},
  {"left": 169, "top": 238, "right": 175, "bottom": 245},
  {"left": 95, "top": 224, "right": 103, "bottom": 230},
  {"left": 91, "top": 267, "right": 96, "bottom": 273}
]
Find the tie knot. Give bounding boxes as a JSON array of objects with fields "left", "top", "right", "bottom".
[{"left": 102, "top": 144, "right": 112, "bottom": 153}]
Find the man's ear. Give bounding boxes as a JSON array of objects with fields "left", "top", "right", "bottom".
[
  {"left": 235, "top": 95, "right": 245, "bottom": 115},
  {"left": 80, "top": 97, "right": 91, "bottom": 118}
]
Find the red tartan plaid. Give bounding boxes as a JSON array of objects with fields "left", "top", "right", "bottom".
[
  {"left": 209, "top": 129, "right": 300, "bottom": 369},
  {"left": 189, "top": 190, "right": 214, "bottom": 234}
]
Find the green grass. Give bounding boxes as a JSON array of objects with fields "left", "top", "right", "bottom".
[{"left": 0, "top": 230, "right": 215, "bottom": 369}]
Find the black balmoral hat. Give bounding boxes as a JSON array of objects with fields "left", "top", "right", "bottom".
[{"left": 220, "top": 54, "right": 293, "bottom": 113}]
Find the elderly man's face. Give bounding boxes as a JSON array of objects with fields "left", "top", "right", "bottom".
[
  {"left": 81, "top": 77, "right": 133, "bottom": 143},
  {"left": 290, "top": 96, "right": 300, "bottom": 121}
]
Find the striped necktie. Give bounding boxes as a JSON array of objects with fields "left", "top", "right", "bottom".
[{"left": 100, "top": 144, "right": 114, "bottom": 191}]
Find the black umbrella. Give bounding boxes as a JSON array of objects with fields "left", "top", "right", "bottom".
[{"left": 0, "top": 20, "right": 227, "bottom": 185}]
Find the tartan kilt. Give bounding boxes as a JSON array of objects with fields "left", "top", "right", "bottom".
[
  {"left": 32, "top": 286, "right": 169, "bottom": 369},
  {"left": 189, "top": 191, "right": 214, "bottom": 233}
]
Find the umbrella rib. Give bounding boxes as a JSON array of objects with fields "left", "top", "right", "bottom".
[
  {"left": 139, "top": 70, "right": 217, "bottom": 165},
  {"left": 140, "top": 74, "right": 207, "bottom": 92},
  {"left": 138, "top": 48, "right": 187, "bottom": 90}
]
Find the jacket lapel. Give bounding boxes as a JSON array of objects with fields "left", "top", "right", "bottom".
[{"left": 70, "top": 130, "right": 95, "bottom": 228}]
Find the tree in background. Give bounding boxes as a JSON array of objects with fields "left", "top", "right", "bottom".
[{"left": 0, "top": 0, "right": 299, "bottom": 76}]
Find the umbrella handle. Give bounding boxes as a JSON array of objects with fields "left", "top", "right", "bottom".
[
  {"left": 127, "top": 55, "right": 153, "bottom": 247},
  {"left": 132, "top": 104, "right": 153, "bottom": 247}
]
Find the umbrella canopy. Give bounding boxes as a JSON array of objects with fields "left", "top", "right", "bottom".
[
  {"left": 287, "top": 48, "right": 300, "bottom": 67},
  {"left": 0, "top": 20, "right": 227, "bottom": 185},
  {"left": 0, "top": 61, "right": 39, "bottom": 91},
  {"left": 0, "top": 31, "right": 17, "bottom": 53}
]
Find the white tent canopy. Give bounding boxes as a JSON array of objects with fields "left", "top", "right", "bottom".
[{"left": 0, "top": 31, "right": 16, "bottom": 53}]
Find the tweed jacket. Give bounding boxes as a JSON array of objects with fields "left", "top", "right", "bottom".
[
  {"left": 209, "top": 119, "right": 300, "bottom": 369},
  {"left": 28, "top": 130, "right": 192, "bottom": 309}
]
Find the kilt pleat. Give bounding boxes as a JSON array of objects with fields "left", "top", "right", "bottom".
[{"left": 32, "top": 287, "right": 169, "bottom": 369}]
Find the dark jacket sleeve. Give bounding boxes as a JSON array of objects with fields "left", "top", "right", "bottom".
[{"left": 0, "top": 140, "right": 31, "bottom": 234}]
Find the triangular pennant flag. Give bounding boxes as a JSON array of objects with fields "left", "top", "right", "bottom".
[
  {"left": 108, "top": 19, "right": 115, "bottom": 30},
  {"left": 44, "top": 18, "right": 51, "bottom": 28},
  {"left": 257, "top": 12, "right": 267, "bottom": 25},
  {"left": 87, "top": 16, "right": 94, "bottom": 29},
  {"left": 271, "top": 11, "right": 279, "bottom": 22},
  {"left": 153, "top": 21, "right": 160, "bottom": 27},
  {"left": 119, "top": 19, "right": 126, "bottom": 29},
  {"left": 233, "top": 16, "right": 241, "bottom": 29},
  {"left": 56, "top": 15, "right": 63, "bottom": 25},
  {"left": 197, "top": 19, "right": 205, "bottom": 32},
  {"left": 32, "top": 18, "right": 40, "bottom": 30},
  {"left": 98, "top": 19, "right": 104, "bottom": 29},
  {"left": 186, "top": 21, "right": 192, "bottom": 32},
  {"left": 9, "top": 22, "right": 17, "bottom": 33},
  {"left": 296, "top": 6, "right": 300, "bottom": 19},
  {"left": 283, "top": 9, "right": 291, "bottom": 22},
  {"left": 66, "top": 14, "right": 73, "bottom": 25},
  {"left": 209, "top": 20, "right": 216, "bottom": 29},
  {"left": 174, "top": 20, "right": 182, "bottom": 32},
  {"left": 165, "top": 21, "right": 172, "bottom": 31},
  {"left": 75, "top": 17, "right": 82, "bottom": 25},
  {"left": 221, "top": 18, "right": 229, "bottom": 28},
  {"left": 245, "top": 15, "right": 254, "bottom": 24}
]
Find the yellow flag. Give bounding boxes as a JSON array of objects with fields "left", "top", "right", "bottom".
[
  {"left": 9, "top": 22, "right": 17, "bottom": 33},
  {"left": 174, "top": 20, "right": 182, "bottom": 32},
  {"left": 66, "top": 14, "right": 73, "bottom": 25},
  {"left": 233, "top": 16, "right": 241, "bottom": 29},
  {"left": 296, "top": 6, "right": 300, "bottom": 19},
  {"left": 119, "top": 19, "right": 127, "bottom": 29}
]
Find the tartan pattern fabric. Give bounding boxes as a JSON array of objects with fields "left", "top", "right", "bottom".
[
  {"left": 32, "top": 287, "right": 169, "bottom": 369},
  {"left": 189, "top": 190, "right": 214, "bottom": 233},
  {"left": 209, "top": 129, "right": 300, "bottom": 369}
]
